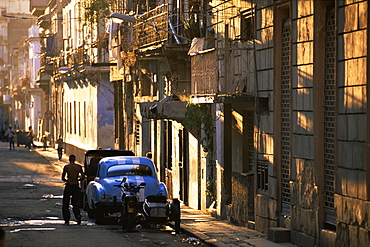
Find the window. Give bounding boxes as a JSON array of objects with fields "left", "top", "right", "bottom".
[
  {"left": 323, "top": 7, "right": 336, "bottom": 226},
  {"left": 78, "top": 101, "right": 81, "bottom": 136},
  {"left": 74, "top": 101, "right": 77, "bottom": 134},
  {"left": 107, "top": 164, "right": 153, "bottom": 177},
  {"left": 281, "top": 18, "right": 291, "bottom": 213},
  {"left": 240, "top": 9, "right": 256, "bottom": 41},
  {"left": 83, "top": 101, "right": 87, "bottom": 137},
  {"left": 69, "top": 102, "right": 72, "bottom": 134},
  {"left": 257, "top": 162, "right": 268, "bottom": 191}
]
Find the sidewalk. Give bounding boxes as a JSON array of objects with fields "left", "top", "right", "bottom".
[
  {"left": 32, "top": 143, "right": 296, "bottom": 247},
  {"left": 178, "top": 207, "right": 296, "bottom": 247}
]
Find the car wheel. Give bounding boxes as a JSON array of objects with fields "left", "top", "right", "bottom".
[
  {"left": 83, "top": 194, "right": 88, "bottom": 211},
  {"left": 171, "top": 199, "right": 181, "bottom": 234},
  {"left": 95, "top": 208, "right": 105, "bottom": 224},
  {"left": 87, "top": 207, "right": 95, "bottom": 219},
  {"left": 86, "top": 199, "right": 95, "bottom": 219}
]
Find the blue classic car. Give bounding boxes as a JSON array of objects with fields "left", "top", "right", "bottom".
[{"left": 85, "top": 156, "right": 168, "bottom": 224}]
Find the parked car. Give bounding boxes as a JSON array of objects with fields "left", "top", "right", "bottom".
[
  {"left": 85, "top": 156, "right": 171, "bottom": 225},
  {"left": 81, "top": 149, "right": 135, "bottom": 217}
]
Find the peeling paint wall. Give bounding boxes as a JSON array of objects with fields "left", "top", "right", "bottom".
[
  {"left": 63, "top": 72, "right": 114, "bottom": 159},
  {"left": 97, "top": 76, "right": 115, "bottom": 149}
]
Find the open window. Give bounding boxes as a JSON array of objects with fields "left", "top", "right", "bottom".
[{"left": 240, "top": 9, "right": 256, "bottom": 41}]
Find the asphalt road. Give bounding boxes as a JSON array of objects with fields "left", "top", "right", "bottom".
[{"left": 0, "top": 142, "right": 199, "bottom": 247}]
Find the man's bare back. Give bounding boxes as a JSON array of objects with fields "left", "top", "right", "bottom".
[{"left": 62, "top": 155, "right": 85, "bottom": 185}]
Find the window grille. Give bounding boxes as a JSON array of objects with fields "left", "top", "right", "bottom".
[
  {"left": 324, "top": 8, "right": 336, "bottom": 225},
  {"left": 135, "top": 121, "right": 140, "bottom": 145},
  {"left": 257, "top": 162, "right": 268, "bottom": 191},
  {"left": 281, "top": 19, "right": 291, "bottom": 211}
]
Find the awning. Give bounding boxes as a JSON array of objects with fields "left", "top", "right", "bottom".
[{"left": 140, "top": 95, "right": 187, "bottom": 122}]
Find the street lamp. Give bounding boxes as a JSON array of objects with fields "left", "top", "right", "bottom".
[
  {"left": 58, "top": 67, "right": 71, "bottom": 74},
  {"left": 109, "top": 12, "right": 191, "bottom": 42},
  {"left": 109, "top": 13, "right": 138, "bottom": 23}
]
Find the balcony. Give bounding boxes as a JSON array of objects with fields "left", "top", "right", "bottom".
[
  {"left": 64, "top": 46, "right": 89, "bottom": 68},
  {"left": 134, "top": 4, "right": 187, "bottom": 48},
  {"left": 75, "top": 46, "right": 86, "bottom": 65},
  {"left": 191, "top": 50, "right": 217, "bottom": 96},
  {"left": 39, "top": 53, "right": 54, "bottom": 73},
  {"left": 30, "top": 0, "right": 49, "bottom": 16}
]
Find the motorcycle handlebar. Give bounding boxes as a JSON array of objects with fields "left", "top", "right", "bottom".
[{"left": 113, "top": 182, "right": 146, "bottom": 189}]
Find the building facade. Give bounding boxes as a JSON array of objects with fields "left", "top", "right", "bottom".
[
  {"left": 0, "top": 0, "right": 39, "bottom": 136},
  {"left": 31, "top": 0, "right": 116, "bottom": 161},
  {"left": 114, "top": 0, "right": 370, "bottom": 246},
  {"left": 4, "top": 0, "right": 370, "bottom": 246}
]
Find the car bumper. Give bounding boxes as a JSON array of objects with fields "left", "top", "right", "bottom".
[{"left": 95, "top": 201, "right": 122, "bottom": 212}]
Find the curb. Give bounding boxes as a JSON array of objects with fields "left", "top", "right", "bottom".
[{"left": 167, "top": 222, "right": 217, "bottom": 247}]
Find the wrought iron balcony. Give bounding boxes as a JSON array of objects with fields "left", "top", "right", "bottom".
[
  {"left": 133, "top": 3, "right": 187, "bottom": 48},
  {"left": 39, "top": 52, "right": 54, "bottom": 73}
]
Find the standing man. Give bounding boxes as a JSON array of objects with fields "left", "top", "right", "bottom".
[
  {"left": 26, "top": 126, "right": 35, "bottom": 149},
  {"left": 6, "top": 126, "right": 15, "bottom": 150},
  {"left": 61, "top": 154, "right": 85, "bottom": 225},
  {"left": 56, "top": 135, "right": 64, "bottom": 160}
]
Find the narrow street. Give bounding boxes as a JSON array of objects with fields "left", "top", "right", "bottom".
[{"left": 0, "top": 141, "right": 198, "bottom": 247}]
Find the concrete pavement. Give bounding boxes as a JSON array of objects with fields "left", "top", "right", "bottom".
[{"left": 26, "top": 142, "right": 296, "bottom": 247}]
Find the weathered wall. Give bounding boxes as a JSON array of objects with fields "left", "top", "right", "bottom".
[
  {"left": 335, "top": 0, "right": 370, "bottom": 246},
  {"left": 97, "top": 75, "right": 115, "bottom": 149},
  {"left": 254, "top": 0, "right": 277, "bottom": 234},
  {"left": 63, "top": 80, "right": 97, "bottom": 150},
  {"left": 188, "top": 131, "right": 200, "bottom": 209},
  {"left": 63, "top": 73, "right": 114, "bottom": 162},
  {"left": 226, "top": 172, "right": 253, "bottom": 225},
  {"left": 289, "top": 1, "right": 319, "bottom": 246}
]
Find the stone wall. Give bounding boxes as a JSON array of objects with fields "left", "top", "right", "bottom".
[
  {"left": 335, "top": 196, "right": 370, "bottom": 246},
  {"left": 224, "top": 172, "right": 252, "bottom": 225},
  {"left": 335, "top": 0, "right": 369, "bottom": 246}
]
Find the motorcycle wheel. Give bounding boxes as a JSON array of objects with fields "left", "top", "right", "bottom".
[{"left": 126, "top": 213, "right": 135, "bottom": 232}]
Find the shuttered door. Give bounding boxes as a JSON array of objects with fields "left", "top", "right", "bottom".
[
  {"left": 323, "top": 8, "right": 336, "bottom": 225},
  {"left": 281, "top": 19, "right": 291, "bottom": 215}
]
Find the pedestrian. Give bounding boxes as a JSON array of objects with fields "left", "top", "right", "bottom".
[
  {"left": 6, "top": 126, "right": 15, "bottom": 150},
  {"left": 61, "top": 154, "right": 85, "bottom": 225},
  {"left": 42, "top": 135, "right": 48, "bottom": 151},
  {"left": 56, "top": 135, "right": 64, "bottom": 160},
  {"left": 0, "top": 128, "right": 4, "bottom": 142},
  {"left": 26, "top": 126, "right": 35, "bottom": 149}
]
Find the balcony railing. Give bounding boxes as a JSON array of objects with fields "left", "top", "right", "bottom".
[
  {"left": 39, "top": 52, "right": 54, "bottom": 73},
  {"left": 134, "top": 3, "right": 186, "bottom": 48},
  {"left": 75, "top": 46, "right": 85, "bottom": 65},
  {"left": 191, "top": 51, "right": 218, "bottom": 96}
]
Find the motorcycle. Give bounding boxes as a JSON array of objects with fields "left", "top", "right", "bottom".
[
  {"left": 116, "top": 177, "right": 181, "bottom": 233},
  {"left": 116, "top": 177, "right": 146, "bottom": 232}
]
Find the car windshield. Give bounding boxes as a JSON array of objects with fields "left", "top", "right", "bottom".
[{"left": 107, "top": 164, "right": 153, "bottom": 177}]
